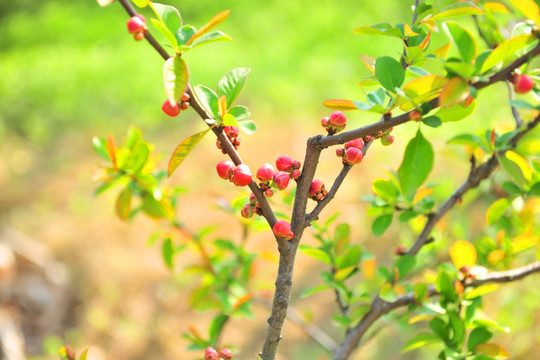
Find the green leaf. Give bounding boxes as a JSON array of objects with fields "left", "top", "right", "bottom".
[
  {"left": 375, "top": 56, "right": 405, "bottom": 93},
  {"left": 130, "top": 142, "right": 150, "bottom": 174},
  {"left": 176, "top": 25, "right": 196, "bottom": 46},
  {"left": 92, "top": 136, "right": 110, "bottom": 161},
  {"left": 186, "top": 10, "right": 230, "bottom": 45},
  {"left": 336, "top": 246, "right": 362, "bottom": 269},
  {"left": 444, "top": 22, "right": 478, "bottom": 63},
  {"left": 354, "top": 23, "right": 403, "bottom": 38},
  {"left": 486, "top": 198, "right": 509, "bottom": 225},
  {"left": 163, "top": 56, "right": 189, "bottom": 106},
  {"left": 468, "top": 328, "right": 493, "bottom": 351},
  {"left": 394, "top": 255, "right": 416, "bottom": 279},
  {"left": 153, "top": 3, "right": 182, "bottom": 36},
  {"left": 499, "top": 153, "right": 526, "bottom": 187},
  {"left": 227, "top": 105, "right": 251, "bottom": 121},
  {"left": 430, "top": 2, "right": 484, "bottom": 20},
  {"left": 439, "top": 77, "right": 470, "bottom": 108},
  {"left": 79, "top": 349, "right": 89, "bottom": 360},
  {"left": 238, "top": 120, "right": 257, "bottom": 135},
  {"left": 334, "top": 223, "right": 351, "bottom": 253},
  {"left": 398, "top": 129, "right": 434, "bottom": 195},
  {"left": 372, "top": 214, "right": 393, "bottom": 236},
  {"left": 472, "top": 318, "right": 510, "bottom": 333},
  {"left": 480, "top": 34, "right": 537, "bottom": 73},
  {"left": 448, "top": 311, "right": 466, "bottom": 346},
  {"left": 509, "top": 99, "right": 537, "bottom": 110},
  {"left": 162, "top": 237, "right": 174, "bottom": 269},
  {"left": 436, "top": 100, "right": 476, "bottom": 122},
  {"left": 301, "top": 284, "right": 331, "bottom": 298},
  {"left": 372, "top": 179, "right": 399, "bottom": 200},
  {"left": 414, "top": 283, "right": 428, "bottom": 303},
  {"left": 379, "top": 283, "right": 398, "bottom": 302},
  {"left": 447, "top": 133, "right": 483, "bottom": 147},
  {"left": 168, "top": 128, "right": 212, "bottom": 177},
  {"left": 222, "top": 113, "right": 239, "bottom": 127},
  {"left": 192, "top": 31, "right": 232, "bottom": 47},
  {"left": 436, "top": 271, "right": 456, "bottom": 302},
  {"left": 422, "top": 116, "right": 442, "bottom": 128},
  {"left": 218, "top": 68, "right": 251, "bottom": 108},
  {"left": 408, "top": 66, "right": 430, "bottom": 76},
  {"left": 402, "top": 333, "right": 440, "bottom": 352},
  {"left": 115, "top": 187, "right": 132, "bottom": 220},
  {"left": 430, "top": 317, "right": 449, "bottom": 341},
  {"left": 465, "top": 284, "right": 500, "bottom": 300},
  {"left": 529, "top": 182, "right": 540, "bottom": 196},
  {"left": 508, "top": 0, "right": 540, "bottom": 25},
  {"left": 193, "top": 85, "right": 219, "bottom": 118},
  {"left": 299, "top": 245, "right": 332, "bottom": 265},
  {"left": 208, "top": 314, "right": 228, "bottom": 344}
]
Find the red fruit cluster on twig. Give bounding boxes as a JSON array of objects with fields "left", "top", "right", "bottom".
[
  {"left": 126, "top": 14, "right": 147, "bottom": 41},
  {"left": 321, "top": 111, "right": 347, "bottom": 135},
  {"left": 162, "top": 92, "right": 190, "bottom": 117},
  {"left": 336, "top": 138, "right": 364, "bottom": 165},
  {"left": 512, "top": 73, "right": 535, "bottom": 94},
  {"left": 309, "top": 179, "right": 328, "bottom": 201},
  {"left": 216, "top": 161, "right": 252, "bottom": 186},
  {"left": 216, "top": 126, "right": 241, "bottom": 154},
  {"left": 273, "top": 220, "right": 294, "bottom": 240},
  {"left": 204, "top": 347, "right": 233, "bottom": 360}
]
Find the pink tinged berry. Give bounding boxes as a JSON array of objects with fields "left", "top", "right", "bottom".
[
  {"left": 127, "top": 15, "right": 146, "bottom": 34},
  {"left": 309, "top": 180, "right": 326, "bottom": 201},
  {"left": 363, "top": 135, "right": 372, "bottom": 143},
  {"left": 321, "top": 116, "right": 330, "bottom": 128},
  {"left": 181, "top": 92, "right": 190, "bottom": 102},
  {"left": 241, "top": 204, "right": 253, "bottom": 218},
  {"left": 329, "top": 111, "right": 347, "bottom": 128},
  {"left": 336, "top": 148, "right": 344, "bottom": 157},
  {"left": 219, "top": 349, "right": 233, "bottom": 360},
  {"left": 249, "top": 193, "right": 257, "bottom": 204},
  {"left": 233, "top": 164, "right": 252, "bottom": 186},
  {"left": 180, "top": 101, "right": 190, "bottom": 110},
  {"left": 276, "top": 155, "right": 294, "bottom": 172},
  {"left": 162, "top": 99, "right": 181, "bottom": 117},
  {"left": 216, "top": 161, "right": 235, "bottom": 180},
  {"left": 343, "top": 147, "right": 363, "bottom": 165},
  {"left": 273, "top": 220, "right": 294, "bottom": 240},
  {"left": 409, "top": 110, "right": 422, "bottom": 121},
  {"left": 205, "top": 347, "right": 219, "bottom": 360},
  {"left": 292, "top": 160, "right": 301, "bottom": 170},
  {"left": 273, "top": 171, "right": 290, "bottom": 190},
  {"left": 224, "top": 125, "right": 239, "bottom": 139},
  {"left": 256, "top": 163, "right": 275, "bottom": 183},
  {"left": 381, "top": 134, "right": 394, "bottom": 146},
  {"left": 513, "top": 74, "right": 534, "bottom": 94},
  {"left": 264, "top": 188, "right": 274, "bottom": 197},
  {"left": 290, "top": 169, "right": 301, "bottom": 180},
  {"left": 344, "top": 138, "right": 364, "bottom": 151}
]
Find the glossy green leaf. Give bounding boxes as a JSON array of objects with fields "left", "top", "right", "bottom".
[
  {"left": 354, "top": 23, "right": 403, "bottom": 38},
  {"left": 394, "top": 255, "right": 416, "bottom": 279},
  {"left": 115, "top": 187, "right": 132, "bottom": 220},
  {"left": 130, "top": 142, "right": 150, "bottom": 174},
  {"left": 336, "top": 246, "right": 362, "bottom": 269},
  {"left": 218, "top": 68, "right": 251, "bottom": 108},
  {"left": 486, "top": 198, "right": 509, "bottom": 225},
  {"left": 153, "top": 3, "right": 182, "bottom": 35},
  {"left": 414, "top": 283, "right": 428, "bottom": 303},
  {"left": 372, "top": 214, "right": 393, "bottom": 236},
  {"left": 468, "top": 328, "right": 493, "bottom": 351},
  {"left": 176, "top": 25, "right": 196, "bottom": 46},
  {"left": 436, "top": 100, "right": 477, "bottom": 122},
  {"left": 92, "top": 136, "right": 110, "bottom": 161},
  {"left": 499, "top": 151, "right": 528, "bottom": 187},
  {"left": 193, "top": 84, "right": 219, "bottom": 118},
  {"left": 379, "top": 283, "right": 398, "bottom": 302},
  {"left": 375, "top": 56, "right": 405, "bottom": 93},
  {"left": 444, "top": 21, "right": 478, "bottom": 63},
  {"left": 529, "top": 182, "right": 540, "bottom": 196},
  {"left": 422, "top": 116, "right": 442, "bottom": 128},
  {"left": 472, "top": 318, "right": 510, "bottom": 333},
  {"left": 227, "top": 105, "right": 251, "bottom": 121},
  {"left": 222, "top": 113, "right": 239, "bottom": 127},
  {"left": 431, "top": 2, "right": 484, "bottom": 20},
  {"left": 436, "top": 271, "right": 456, "bottom": 301},
  {"left": 334, "top": 223, "right": 351, "bottom": 253},
  {"left": 186, "top": 10, "right": 230, "bottom": 45},
  {"left": 398, "top": 129, "right": 434, "bottom": 195},
  {"left": 448, "top": 311, "right": 466, "bottom": 345},
  {"left": 402, "top": 333, "right": 440, "bottom": 352},
  {"left": 299, "top": 245, "right": 332, "bottom": 265},
  {"left": 192, "top": 31, "right": 232, "bottom": 47},
  {"left": 209, "top": 313, "right": 228, "bottom": 343},
  {"left": 168, "top": 128, "right": 212, "bottom": 177},
  {"left": 301, "top": 284, "right": 331, "bottom": 298},
  {"left": 163, "top": 56, "right": 189, "bottom": 106},
  {"left": 430, "top": 317, "right": 449, "bottom": 341},
  {"left": 238, "top": 120, "right": 257, "bottom": 134},
  {"left": 150, "top": 16, "right": 177, "bottom": 49},
  {"left": 372, "top": 179, "right": 399, "bottom": 200},
  {"left": 79, "top": 349, "right": 89, "bottom": 360},
  {"left": 162, "top": 237, "right": 174, "bottom": 269},
  {"left": 480, "top": 34, "right": 537, "bottom": 73}
]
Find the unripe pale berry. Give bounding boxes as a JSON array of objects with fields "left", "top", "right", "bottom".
[
  {"left": 513, "top": 74, "right": 534, "bottom": 94},
  {"left": 127, "top": 15, "right": 147, "bottom": 34},
  {"left": 162, "top": 99, "right": 181, "bottom": 117},
  {"left": 216, "top": 161, "right": 235, "bottom": 180},
  {"left": 344, "top": 138, "right": 364, "bottom": 151},
  {"left": 256, "top": 163, "right": 275, "bottom": 183},
  {"left": 233, "top": 164, "right": 252, "bottom": 186},
  {"left": 276, "top": 155, "right": 294, "bottom": 172},
  {"left": 273, "top": 220, "right": 294, "bottom": 240},
  {"left": 273, "top": 171, "right": 290, "bottom": 190},
  {"left": 380, "top": 134, "right": 394, "bottom": 146},
  {"left": 241, "top": 204, "right": 253, "bottom": 218},
  {"left": 343, "top": 147, "right": 363, "bottom": 165},
  {"left": 219, "top": 348, "right": 233, "bottom": 360},
  {"left": 205, "top": 347, "right": 219, "bottom": 360},
  {"left": 409, "top": 110, "right": 422, "bottom": 121}
]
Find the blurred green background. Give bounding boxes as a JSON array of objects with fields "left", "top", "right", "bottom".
[{"left": 1, "top": 0, "right": 539, "bottom": 359}]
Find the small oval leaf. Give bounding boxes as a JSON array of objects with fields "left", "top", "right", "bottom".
[
  {"left": 168, "top": 128, "right": 212, "bottom": 177},
  {"left": 163, "top": 56, "right": 189, "bottom": 106}
]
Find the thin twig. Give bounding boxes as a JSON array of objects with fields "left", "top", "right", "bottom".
[{"left": 505, "top": 80, "right": 524, "bottom": 128}]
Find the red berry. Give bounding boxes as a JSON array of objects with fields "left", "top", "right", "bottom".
[
  {"left": 276, "top": 155, "right": 294, "bottom": 172},
  {"left": 336, "top": 148, "right": 344, "bottom": 157},
  {"left": 273, "top": 171, "right": 290, "bottom": 190},
  {"left": 292, "top": 160, "right": 301, "bottom": 170},
  {"left": 241, "top": 204, "right": 253, "bottom": 218},
  {"left": 380, "top": 134, "right": 394, "bottom": 146},
  {"left": 216, "top": 161, "right": 235, "bottom": 180},
  {"left": 513, "top": 74, "right": 534, "bottom": 94},
  {"left": 409, "top": 110, "right": 422, "bottom": 122},
  {"left": 205, "top": 347, "right": 219, "bottom": 360},
  {"left": 134, "top": 14, "right": 146, "bottom": 23},
  {"left": 257, "top": 163, "right": 275, "bottom": 183},
  {"left": 343, "top": 147, "right": 363, "bottom": 165},
  {"left": 224, "top": 125, "right": 239, "bottom": 139},
  {"left": 273, "top": 220, "right": 294, "bottom": 240},
  {"left": 233, "top": 164, "right": 252, "bottom": 186},
  {"left": 344, "top": 138, "right": 364, "bottom": 151},
  {"left": 219, "top": 348, "right": 233, "bottom": 360},
  {"left": 310, "top": 180, "right": 325, "bottom": 196},
  {"left": 127, "top": 15, "right": 147, "bottom": 34},
  {"left": 363, "top": 135, "right": 372, "bottom": 143},
  {"left": 264, "top": 188, "right": 274, "bottom": 197},
  {"left": 181, "top": 92, "right": 190, "bottom": 102},
  {"left": 290, "top": 169, "right": 301, "bottom": 180},
  {"left": 162, "top": 99, "right": 181, "bottom": 117},
  {"left": 321, "top": 116, "right": 330, "bottom": 128},
  {"left": 328, "top": 111, "right": 347, "bottom": 133}
]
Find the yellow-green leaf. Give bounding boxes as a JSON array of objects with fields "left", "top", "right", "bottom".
[
  {"left": 464, "top": 284, "right": 500, "bottom": 300},
  {"left": 439, "top": 77, "right": 469, "bottom": 108},
  {"left": 163, "top": 56, "right": 189, "bottom": 106},
  {"left": 413, "top": 187, "right": 433, "bottom": 204},
  {"left": 168, "top": 128, "right": 212, "bottom": 177},
  {"left": 505, "top": 150, "right": 533, "bottom": 184},
  {"left": 485, "top": 2, "right": 509, "bottom": 13},
  {"left": 444, "top": 22, "right": 478, "bottom": 63},
  {"left": 79, "top": 349, "right": 89, "bottom": 360},
  {"left": 431, "top": 4, "right": 484, "bottom": 21},
  {"left": 403, "top": 74, "right": 447, "bottom": 98},
  {"left": 218, "top": 95, "right": 227, "bottom": 119},
  {"left": 132, "top": 0, "right": 149, "bottom": 7},
  {"left": 480, "top": 34, "right": 537, "bottom": 73},
  {"left": 486, "top": 198, "right": 509, "bottom": 225},
  {"left": 508, "top": 0, "right": 540, "bottom": 24},
  {"left": 116, "top": 188, "right": 132, "bottom": 220},
  {"left": 474, "top": 343, "right": 511, "bottom": 359},
  {"left": 359, "top": 54, "right": 376, "bottom": 73},
  {"left": 187, "top": 10, "right": 230, "bottom": 45},
  {"left": 434, "top": 100, "right": 476, "bottom": 122},
  {"left": 322, "top": 99, "right": 358, "bottom": 110},
  {"left": 449, "top": 240, "right": 477, "bottom": 269},
  {"left": 97, "top": 0, "right": 116, "bottom": 6}
]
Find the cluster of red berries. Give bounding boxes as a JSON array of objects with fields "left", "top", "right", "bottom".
[
  {"left": 321, "top": 111, "right": 347, "bottom": 135},
  {"left": 336, "top": 138, "right": 364, "bottom": 165},
  {"left": 241, "top": 193, "right": 263, "bottom": 218},
  {"left": 216, "top": 161, "right": 253, "bottom": 186},
  {"left": 126, "top": 14, "right": 147, "bottom": 41},
  {"left": 273, "top": 220, "right": 294, "bottom": 240},
  {"left": 162, "top": 93, "right": 190, "bottom": 117},
  {"left": 216, "top": 126, "right": 241, "bottom": 154},
  {"left": 512, "top": 72, "right": 535, "bottom": 94},
  {"left": 309, "top": 179, "right": 328, "bottom": 201},
  {"left": 204, "top": 347, "right": 232, "bottom": 360}
]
